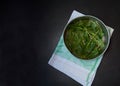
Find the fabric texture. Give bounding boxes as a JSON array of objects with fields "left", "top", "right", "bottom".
[{"left": 48, "top": 10, "right": 114, "bottom": 86}]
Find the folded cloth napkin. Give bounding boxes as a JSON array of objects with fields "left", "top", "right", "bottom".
[{"left": 48, "top": 10, "right": 114, "bottom": 86}]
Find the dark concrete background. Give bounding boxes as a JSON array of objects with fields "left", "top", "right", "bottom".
[{"left": 0, "top": 0, "right": 120, "bottom": 86}]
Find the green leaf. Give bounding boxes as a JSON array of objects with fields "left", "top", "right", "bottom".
[{"left": 64, "top": 17, "right": 105, "bottom": 59}]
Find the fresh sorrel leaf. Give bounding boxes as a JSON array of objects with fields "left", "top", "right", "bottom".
[{"left": 64, "top": 16, "right": 106, "bottom": 59}]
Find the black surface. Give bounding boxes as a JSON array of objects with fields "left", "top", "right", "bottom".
[{"left": 0, "top": 0, "right": 120, "bottom": 86}]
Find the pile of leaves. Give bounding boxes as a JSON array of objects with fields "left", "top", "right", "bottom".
[{"left": 64, "top": 17, "right": 105, "bottom": 59}]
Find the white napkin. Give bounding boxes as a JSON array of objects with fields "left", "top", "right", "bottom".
[{"left": 48, "top": 10, "right": 114, "bottom": 86}]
